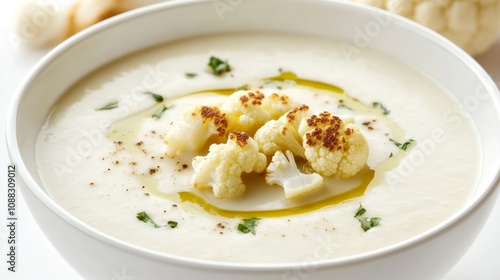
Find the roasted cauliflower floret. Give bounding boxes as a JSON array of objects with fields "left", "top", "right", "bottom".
[
  {"left": 220, "top": 90, "right": 297, "bottom": 135},
  {"left": 299, "top": 112, "right": 369, "bottom": 178},
  {"left": 254, "top": 105, "right": 310, "bottom": 158},
  {"left": 191, "top": 131, "right": 267, "bottom": 199},
  {"left": 262, "top": 93, "right": 299, "bottom": 119},
  {"left": 164, "top": 105, "right": 229, "bottom": 157},
  {"left": 266, "top": 150, "right": 324, "bottom": 199}
]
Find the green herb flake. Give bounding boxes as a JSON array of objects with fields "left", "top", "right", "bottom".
[
  {"left": 359, "top": 218, "right": 372, "bottom": 232},
  {"left": 389, "top": 138, "right": 415, "bottom": 151},
  {"left": 96, "top": 101, "right": 118, "bottom": 111},
  {"left": 208, "top": 56, "right": 231, "bottom": 76},
  {"left": 167, "top": 221, "right": 178, "bottom": 229},
  {"left": 354, "top": 205, "right": 381, "bottom": 232},
  {"left": 389, "top": 152, "right": 393, "bottom": 158},
  {"left": 358, "top": 217, "right": 382, "bottom": 232},
  {"left": 369, "top": 217, "right": 381, "bottom": 227},
  {"left": 152, "top": 105, "right": 169, "bottom": 119},
  {"left": 185, "top": 72, "right": 198, "bottom": 78},
  {"left": 136, "top": 211, "right": 160, "bottom": 228},
  {"left": 354, "top": 204, "right": 366, "bottom": 218},
  {"left": 401, "top": 139, "right": 415, "bottom": 151},
  {"left": 372, "top": 102, "right": 390, "bottom": 115},
  {"left": 237, "top": 217, "right": 261, "bottom": 235},
  {"left": 338, "top": 104, "right": 353, "bottom": 110},
  {"left": 144, "top": 91, "right": 164, "bottom": 103}
]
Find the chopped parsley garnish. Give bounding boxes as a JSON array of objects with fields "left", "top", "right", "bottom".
[
  {"left": 137, "top": 211, "right": 177, "bottom": 229},
  {"left": 136, "top": 211, "right": 160, "bottom": 228},
  {"left": 152, "top": 105, "right": 169, "bottom": 119},
  {"left": 389, "top": 138, "right": 415, "bottom": 151},
  {"left": 167, "top": 221, "right": 178, "bottom": 229},
  {"left": 208, "top": 56, "right": 231, "bottom": 76},
  {"left": 185, "top": 72, "right": 198, "bottom": 78},
  {"left": 144, "top": 91, "right": 164, "bottom": 103},
  {"left": 358, "top": 217, "right": 381, "bottom": 232},
  {"left": 372, "top": 102, "right": 390, "bottom": 115},
  {"left": 354, "top": 204, "right": 381, "bottom": 232},
  {"left": 338, "top": 104, "right": 353, "bottom": 110},
  {"left": 96, "top": 101, "right": 118, "bottom": 111},
  {"left": 354, "top": 204, "right": 366, "bottom": 218},
  {"left": 237, "top": 217, "right": 260, "bottom": 235},
  {"left": 389, "top": 152, "right": 393, "bottom": 158}
]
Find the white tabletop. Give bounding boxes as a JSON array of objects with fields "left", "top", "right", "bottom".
[{"left": 1, "top": 1, "right": 499, "bottom": 279}]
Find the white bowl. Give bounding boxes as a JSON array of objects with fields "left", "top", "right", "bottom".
[{"left": 7, "top": 0, "right": 500, "bottom": 279}]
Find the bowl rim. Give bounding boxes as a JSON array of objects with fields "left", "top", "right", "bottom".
[{"left": 6, "top": 0, "right": 500, "bottom": 272}]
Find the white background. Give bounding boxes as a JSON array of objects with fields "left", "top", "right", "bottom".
[{"left": 1, "top": 1, "right": 500, "bottom": 279}]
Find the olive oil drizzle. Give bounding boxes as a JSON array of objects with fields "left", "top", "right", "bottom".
[
  {"left": 108, "top": 102, "right": 168, "bottom": 152},
  {"left": 177, "top": 169, "right": 374, "bottom": 218},
  {"left": 107, "top": 72, "right": 408, "bottom": 217},
  {"left": 189, "top": 72, "right": 344, "bottom": 96},
  {"left": 269, "top": 71, "right": 344, "bottom": 94}
]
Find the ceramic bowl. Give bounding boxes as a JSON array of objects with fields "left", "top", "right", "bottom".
[{"left": 7, "top": 0, "right": 500, "bottom": 279}]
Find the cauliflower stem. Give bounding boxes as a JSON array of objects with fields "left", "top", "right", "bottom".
[{"left": 266, "top": 150, "right": 324, "bottom": 199}]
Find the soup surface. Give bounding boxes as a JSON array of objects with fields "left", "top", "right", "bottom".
[{"left": 36, "top": 33, "right": 480, "bottom": 263}]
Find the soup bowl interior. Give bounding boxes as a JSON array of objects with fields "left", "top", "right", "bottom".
[{"left": 7, "top": 0, "right": 500, "bottom": 279}]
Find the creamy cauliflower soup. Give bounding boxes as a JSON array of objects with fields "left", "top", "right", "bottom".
[{"left": 36, "top": 33, "right": 480, "bottom": 263}]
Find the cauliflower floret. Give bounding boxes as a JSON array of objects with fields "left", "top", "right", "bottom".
[
  {"left": 266, "top": 150, "right": 324, "bottom": 199},
  {"left": 191, "top": 131, "right": 267, "bottom": 199},
  {"left": 299, "top": 112, "right": 369, "bottom": 178},
  {"left": 164, "top": 105, "right": 229, "bottom": 157},
  {"left": 262, "top": 93, "right": 300, "bottom": 119},
  {"left": 254, "top": 105, "right": 310, "bottom": 158},
  {"left": 220, "top": 90, "right": 297, "bottom": 135}
]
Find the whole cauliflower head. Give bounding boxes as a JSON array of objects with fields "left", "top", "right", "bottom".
[
  {"left": 164, "top": 105, "right": 229, "bottom": 157},
  {"left": 254, "top": 105, "right": 310, "bottom": 158},
  {"left": 299, "top": 112, "right": 369, "bottom": 178},
  {"left": 220, "top": 90, "right": 298, "bottom": 135},
  {"left": 191, "top": 131, "right": 268, "bottom": 199},
  {"left": 351, "top": 0, "right": 500, "bottom": 56},
  {"left": 266, "top": 150, "right": 324, "bottom": 199}
]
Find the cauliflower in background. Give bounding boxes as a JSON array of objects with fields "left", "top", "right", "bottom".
[
  {"left": 254, "top": 105, "right": 310, "bottom": 158},
  {"left": 16, "top": 0, "right": 499, "bottom": 56},
  {"left": 351, "top": 0, "right": 500, "bottom": 56},
  {"left": 191, "top": 131, "right": 267, "bottom": 199},
  {"left": 266, "top": 150, "right": 324, "bottom": 199},
  {"left": 299, "top": 112, "right": 369, "bottom": 178},
  {"left": 164, "top": 105, "right": 229, "bottom": 157},
  {"left": 220, "top": 90, "right": 297, "bottom": 135}
]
